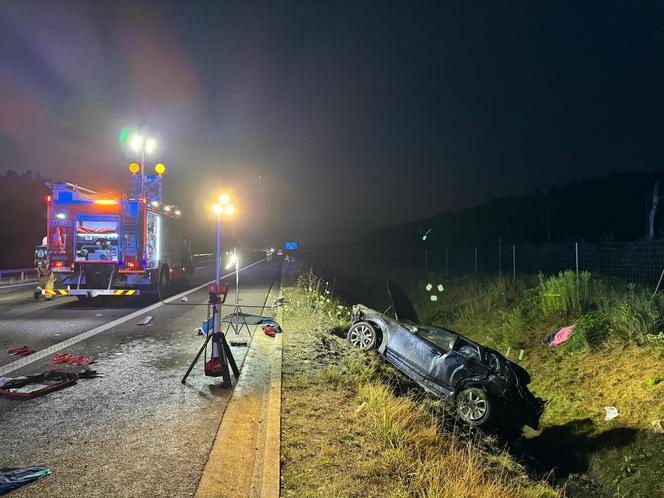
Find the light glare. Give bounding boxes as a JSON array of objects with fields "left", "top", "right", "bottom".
[
  {"left": 129, "top": 134, "right": 144, "bottom": 152},
  {"left": 225, "top": 254, "right": 239, "bottom": 269},
  {"left": 145, "top": 138, "right": 157, "bottom": 154},
  {"left": 223, "top": 204, "right": 235, "bottom": 216},
  {"left": 218, "top": 194, "right": 230, "bottom": 205}
]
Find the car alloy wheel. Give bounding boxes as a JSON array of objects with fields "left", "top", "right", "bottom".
[
  {"left": 457, "top": 388, "right": 488, "bottom": 423},
  {"left": 347, "top": 322, "right": 377, "bottom": 350}
]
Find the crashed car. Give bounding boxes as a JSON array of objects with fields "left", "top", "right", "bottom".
[{"left": 347, "top": 281, "right": 545, "bottom": 433}]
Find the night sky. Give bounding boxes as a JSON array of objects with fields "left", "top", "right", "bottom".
[{"left": 1, "top": 1, "right": 663, "bottom": 247}]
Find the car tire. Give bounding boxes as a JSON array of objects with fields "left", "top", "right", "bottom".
[
  {"left": 347, "top": 321, "right": 378, "bottom": 350},
  {"left": 456, "top": 386, "right": 493, "bottom": 427}
]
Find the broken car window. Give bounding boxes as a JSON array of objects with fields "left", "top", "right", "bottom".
[
  {"left": 453, "top": 338, "right": 482, "bottom": 362},
  {"left": 417, "top": 327, "right": 455, "bottom": 351}
]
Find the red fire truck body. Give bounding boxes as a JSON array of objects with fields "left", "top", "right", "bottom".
[{"left": 46, "top": 182, "right": 192, "bottom": 298}]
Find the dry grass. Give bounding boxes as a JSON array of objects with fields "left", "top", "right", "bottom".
[
  {"left": 280, "top": 286, "right": 558, "bottom": 498},
  {"left": 525, "top": 340, "right": 664, "bottom": 429},
  {"left": 417, "top": 274, "right": 664, "bottom": 495},
  {"left": 355, "top": 381, "right": 556, "bottom": 498}
]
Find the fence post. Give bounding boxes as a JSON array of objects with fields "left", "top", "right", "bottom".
[
  {"left": 498, "top": 238, "right": 502, "bottom": 278},
  {"left": 512, "top": 244, "right": 516, "bottom": 280},
  {"left": 20, "top": 271, "right": 24, "bottom": 280},
  {"left": 474, "top": 246, "right": 478, "bottom": 274},
  {"left": 575, "top": 242, "right": 579, "bottom": 276},
  {"left": 445, "top": 248, "right": 449, "bottom": 278}
]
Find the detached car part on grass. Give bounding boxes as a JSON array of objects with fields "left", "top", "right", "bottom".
[{"left": 347, "top": 281, "right": 545, "bottom": 433}]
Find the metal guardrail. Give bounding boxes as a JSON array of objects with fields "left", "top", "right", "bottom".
[
  {"left": 0, "top": 253, "right": 214, "bottom": 287},
  {"left": 0, "top": 268, "right": 38, "bottom": 286}
]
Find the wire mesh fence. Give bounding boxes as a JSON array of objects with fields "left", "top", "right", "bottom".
[{"left": 372, "top": 240, "right": 664, "bottom": 288}]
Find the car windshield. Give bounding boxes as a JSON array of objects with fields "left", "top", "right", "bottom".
[{"left": 417, "top": 326, "right": 455, "bottom": 351}]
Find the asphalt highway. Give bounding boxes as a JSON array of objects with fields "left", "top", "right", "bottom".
[{"left": 0, "top": 258, "right": 282, "bottom": 497}]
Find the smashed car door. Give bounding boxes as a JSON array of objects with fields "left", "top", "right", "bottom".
[
  {"left": 385, "top": 325, "right": 439, "bottom": 382},
  {"left": 427, "top": 337, "right": 490, "bottom": 392},
  {"left": 387, "top": 280, "right": 419, "bottom": 323}
]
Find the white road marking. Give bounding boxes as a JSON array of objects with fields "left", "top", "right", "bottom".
[{"left": 0, "top": 259, "right": 266, "bottom": 375}]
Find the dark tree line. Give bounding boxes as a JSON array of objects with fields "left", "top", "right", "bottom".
[
  {"left": 0, "top": 170, "right": 49, "bottom": 269},
  {"left": 349, "top": 171, "right": 664, "bottom": 256}
]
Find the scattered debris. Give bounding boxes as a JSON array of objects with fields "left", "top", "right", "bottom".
[
  {"left": 646, "top": 376, "right": 662, "bottom": 386},
  {"left": 222, "top": 312, "right": 270, "bottom": 325},
  {"left": 0, "top": 370, "right": 79, "bottom": 399},
  {"left": 548, "top": 325, "right": 575, "bottom": 347},
  {"left": 604, "top": 406, "right": 619, "bottom": 421},
  {"left": 180, "top": 296, "right": 188, "bottom": 302},
  {"left": 7, "top": 346, "right": 37, "bottom": 357},
  {"left": 267, "top": 320, "right": 283, "bottom": 333},
  {"left": 652, "top": 420, "right": 664, "bottom": 434},
  {"left": 263, "top": 325, "right": 277, "bottom": 337},
  {"left": 52, "top": 353, "right": 96, "bottom": 366},
  {"left": 230, "top": 340, "right": 248, "bottom": 347},
  {"left": 137, "top": 315, "right": 153, "bottom": 326},
  {"left": 61, "top": 367, "right": 103, "bottom": 379},
  {"left": 0, "top": 465, "right": 52, "bottom": 494}
]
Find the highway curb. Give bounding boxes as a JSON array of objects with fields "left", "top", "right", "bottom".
[
  {"left": 195, "top": 284, "right": 283, "bottom": 497},
  {"left": 258, "top": 303, "right": 283, "bottom": 497}
]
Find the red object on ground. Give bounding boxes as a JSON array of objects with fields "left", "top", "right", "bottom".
[
  {"left": 262, "top": 325, "right": 276, "bottom": 337},
  {"left": 205, "top": 358, "right": 222, "bottom": 377},
  {"left": 8, "top": 346, "right": 37, "bottom": 357},
  {"left": 549, "top": 325, "right": 575, "bottom": 347},
  {"left": 52, "top": 353, "right": 96, "bottom": 366}
]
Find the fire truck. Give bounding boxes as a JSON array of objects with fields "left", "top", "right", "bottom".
[{"left": 44, "top": 173, "right": 193, "bottom": 300}]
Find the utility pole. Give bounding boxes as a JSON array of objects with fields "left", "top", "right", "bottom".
[
  {"left": 648, "top": 181, "right": 660, "bottom": 240},
  {"left": 498, "top": 238, "right": 502, "bottom": 278}
]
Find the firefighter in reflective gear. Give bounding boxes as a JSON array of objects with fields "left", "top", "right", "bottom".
[{"left": 34, "top": 244, "right": 54, "bottom": 300}]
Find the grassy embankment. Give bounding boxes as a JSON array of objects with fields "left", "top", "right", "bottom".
[
  {"left": 410, "top": 270, "right": 664, "bottom": 497},
  {"left": 280, "top": 272, "right": 558, "bottom": 498}
]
